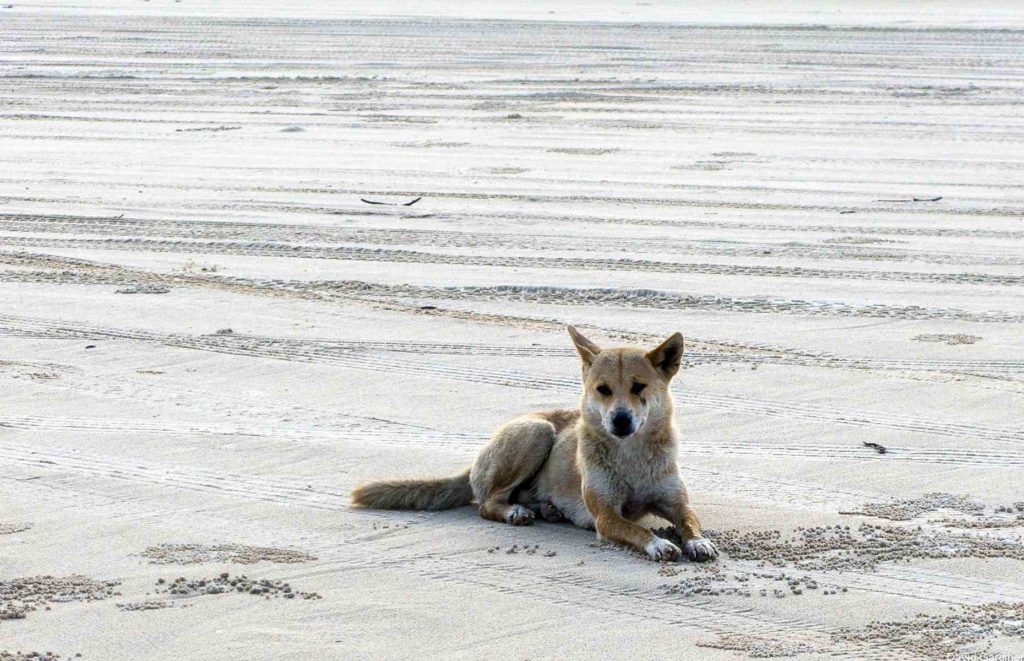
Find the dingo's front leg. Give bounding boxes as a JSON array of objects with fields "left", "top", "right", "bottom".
[
  {"left": 655, "top": 492, "right": 718, "bottom": 562},
  {"left": 584, "top": 488, "right": 680, "bottom": 561}
]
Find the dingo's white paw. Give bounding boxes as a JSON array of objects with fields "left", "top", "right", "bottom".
[
  {"left": 684, "top": 537, "right": 719, "bottom": 562},
  {"left": 645, "top": 536, "right": 681, "bottom": 562},
  {"left": 505, "top": 504, "right": 534, "bottom": 526}
]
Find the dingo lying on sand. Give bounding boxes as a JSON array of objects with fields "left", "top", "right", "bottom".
[{"left": 352, "top": 326, "right": 718, "bottom": 562}]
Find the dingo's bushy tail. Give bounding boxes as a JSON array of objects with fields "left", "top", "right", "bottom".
[{"left": 351, "top": 469, "right": 473, "bottom": 511}]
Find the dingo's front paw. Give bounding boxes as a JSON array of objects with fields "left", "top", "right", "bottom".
[
  {"left": 539, "top": 501, "right": 564, "bottom": 523},
  {"left": 684, "top": 537, "right": 719, "bottom": 562},
  {"left": 645, "top": 536, "right": 681, "bottom": 562},
  {"left": 505, "top": 504, "right": 535, "bottom": 526}
]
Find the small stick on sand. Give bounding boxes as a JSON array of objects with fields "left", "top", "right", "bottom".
[
  {"left": 359, "top": 196, "right": 422, "bottom": 206},
  {"left": 875, "top": 196, "right": 942, "bottom": 202},
  {"left": 862, "top": 441, "right": 888, "bottom": 454}
]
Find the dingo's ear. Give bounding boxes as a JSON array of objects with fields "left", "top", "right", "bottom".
[
  {"left": 567, "top": 325, "right": 601, "bottom": 368},
  {"left": 647, "top": 332, "right": 684, "bottom": 380}
]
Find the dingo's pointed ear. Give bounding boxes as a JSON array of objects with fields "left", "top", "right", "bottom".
[
  {"left": 567, "top": 325, "right": 601, "bottom": 368},
  {"left": 647, "top": 332, "right": 684, "bottom": 380}
]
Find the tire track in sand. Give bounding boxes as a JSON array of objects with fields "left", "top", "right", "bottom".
[
  {"left": 4, "top": 235, "right": 1023, "bottom": 288},
  {"left": 1, "top": 314, "right": 1022, "bottom": 451}
]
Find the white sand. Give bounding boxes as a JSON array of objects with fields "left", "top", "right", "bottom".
[{"left": 1, "top": 2, "right": 1023, "bottom": 659}]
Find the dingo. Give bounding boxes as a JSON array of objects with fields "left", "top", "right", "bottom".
[{"left": 351, "top": 326, "right": 718, "bottom": 562}]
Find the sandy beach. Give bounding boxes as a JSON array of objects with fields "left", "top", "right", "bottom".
[{"left": 2, "top": 2, "right": 1024, "bottom": 659}]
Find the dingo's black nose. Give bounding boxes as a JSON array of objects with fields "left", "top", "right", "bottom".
[{"left": 611, "top": 410, "right": 634, "bottom": 437}]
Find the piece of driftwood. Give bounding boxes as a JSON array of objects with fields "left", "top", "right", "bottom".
[
  {"left": 863, "top": 441, "right": 888, "bottom": 454},
  {"left": 360, "top": 196, "right": 422, "bottom": 207}
]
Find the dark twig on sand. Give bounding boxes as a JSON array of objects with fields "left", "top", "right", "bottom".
[
  {"left": 359, "top": 196, "right": 422, "bottom": 207},
  {"left": 876, "top": 196, "right": 942, "bottom": 202},
  {"left": 863, "top": 442, "right": 888, "bottom": 454}
]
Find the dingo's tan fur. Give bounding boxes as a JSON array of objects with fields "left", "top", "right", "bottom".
[{"left": 352, "top": 326, "right": 718, "bottom": 562}]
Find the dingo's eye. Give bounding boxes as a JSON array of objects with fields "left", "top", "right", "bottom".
[
  {"left": 631, "top": 382, "right": 646, "bottom": 395},
  {"left": 596, "top": 385, "right": 612, "bottom": 396}
]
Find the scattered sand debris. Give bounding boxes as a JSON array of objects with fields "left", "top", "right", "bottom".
[
  {"left": 139, "top": 543, "right": 316, "bottom": 565},
  {"left": 0, "top": 523, "right": 31, "bottom": 535},
  {"left": 488, "top": 544, "right": 556, "bottom": 557},
  {"left": 697, "top": 633, "right": 819, "bottom": 658},
  {"left": 938, "top": 513, "right": 1024, "bottom": 529},
  {"left": 912, "top": 333, "right": 982, "bottom": 345},
  {"left": 661, "top": 565, "right": 839, "bottom": 599},
  {"left": 114, "top": 284, "right": 170, "bottom": 294},
  {"left": 116, "top": 600, "right": 176, "bottom": 612},
  {"left": 178, "top": 259, "right": 218, "bottom": 274},
  {"left": 841, "top": 494, "right": 1024, "bottom": 529},
  {"left": 822, "top": 236, "right": 902, "bottom": 245},
  {"left": 842, "top": 493, "right": 985, "bottom": 521},
  {"left": 476, "top": 166, "right": 530, "bottom": 175},
  {"left": 1, "top": 575, "right": 120, "bottom": 620},
  {"left": 835, "top": 602, "right": 1024, "bottom": 659},
  {"left": 0, "top": 362, "right": 60, "bottom": 381},
  {"left": 0, "top": 652, "right": 71, "bottom": 660},
  {"left": 656, "top": 522, "right": 1024, "bottom": 571},
  {"left": 394, "top": 140, "right": 466, "bottom": 148},
  {"left": 153, "top": 573, "right": 321, "bottom": 600}
]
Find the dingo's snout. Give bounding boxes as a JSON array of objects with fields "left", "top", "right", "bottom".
[{"left": 609, "top": 408, "right": 635, "bottom": 437}]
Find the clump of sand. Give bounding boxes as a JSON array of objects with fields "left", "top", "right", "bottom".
[
  {"left": 139, "top": 543, "right": 316, "bottom": 565},
  {"left": 835, "top": 602, "right": 1024, "bottom": 658},
  {"left": 697, "top": 633, "right": 819, "bottom": 658},
  {"left": 153, "top": 573, "right": 321, "bottom": 600},
  {"left": 0, "top": 575, "right": 120, "bottom": 620}
]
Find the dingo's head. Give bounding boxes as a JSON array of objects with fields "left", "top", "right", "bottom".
[{"left": 567, "top": 326, "right": 683, "bottom": 440}]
